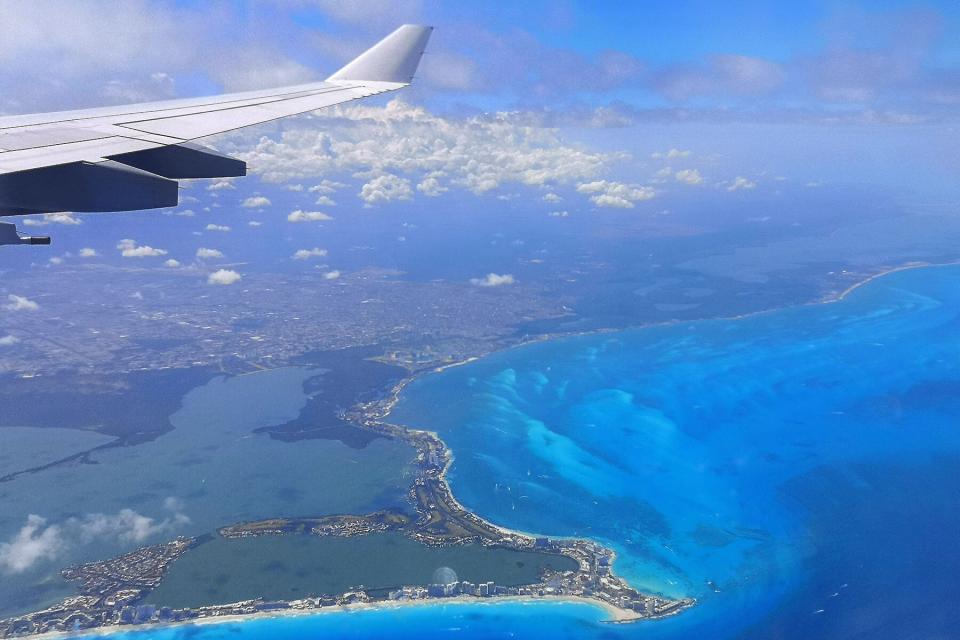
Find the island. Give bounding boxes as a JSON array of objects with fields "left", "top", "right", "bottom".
[{"left": 0, "top": 370, "right": 694, "bottom": 638}]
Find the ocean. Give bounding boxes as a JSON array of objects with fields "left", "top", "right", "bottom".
[{"left": 74, "top": 264, "right": 960, "bottom": 639}]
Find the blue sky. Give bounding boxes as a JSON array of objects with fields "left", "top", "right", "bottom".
[
  {"left": 3, "top": 1, "right": 958, "bottom": 118},
  {"left": 0, "top": 0, "right": 958, "bottom": 271}
]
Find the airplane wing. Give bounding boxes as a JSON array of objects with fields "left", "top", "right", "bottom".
[{"left": 0, "top": 24, "right": 432, "bottom": 245}]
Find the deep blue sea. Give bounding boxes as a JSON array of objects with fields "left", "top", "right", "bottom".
[{"left": 80, "top": 264, "right": 960, "bottom": 639}]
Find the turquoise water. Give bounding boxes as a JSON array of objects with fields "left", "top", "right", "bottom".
[{"left": 82, "top": 265, "right": 960, "bottom": 638}]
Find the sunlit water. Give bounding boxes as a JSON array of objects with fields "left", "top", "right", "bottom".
[{"left": 80, "top": 265, "right": 960, "bottom": 638}]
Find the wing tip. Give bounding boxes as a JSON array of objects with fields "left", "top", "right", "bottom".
[{"left": 327, "top": 24, "right": 433, "bottom": 85}]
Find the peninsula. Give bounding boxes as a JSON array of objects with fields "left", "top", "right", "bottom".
[{"left": 0, "top": 367, "right": 694, "bottom": 638}]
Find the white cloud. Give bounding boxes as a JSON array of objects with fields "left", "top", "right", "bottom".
[
  {"left": 164, "top": 259, "right": 181, "bottom": 268},
  {"left": 173, "top": 209, "right": 195, "bottom": 217},
  {"left": 651, "top": 166, "right": 673, "bottom": 183},
  {"left": 308, "top": 180, "right": 346, "bottom": 195},
  {"left": 0, "top": 334, "right": 19, "bottom": 346},
  {"left": 314, "top": 195, "right": 337, "bottom": 206},
  {"left": 21, "top": 212, "right": 81, "bottom": 226},
  {"left": 292, "top": 247, "right": 328, "bottom": 260},
  {"left": 675, "top": 169, "right": 703, "bottom": 185},
  {"left": 117, "top": 239, "right": 167, "bottom": 258},
  {"left": 0, "top": 515, "right": 63, "bottom": 574},
  {"left": 577, "top": 180, "right": 655, "bottom": 208},
  {"left": 652, "top": 148, "right": 691, "bottom": 160},
  {"left": 248, "top": 220, "right": 263, "bottom": 227},
  {"left": 48, "top": 256, "right": 64, "bottom": 265},
  {"left": 232, "top": 100, "right": 613, "bottom": 200},
  {"left": 287, "top": 209, "right": 333, "bottom": 223},
  {"left": 205, "top": 223, "right": 231, "bottom": 232},
  {"left": 5, "top": 295, "right": 39, "bottom": 311},
  {"left": 0, "top": 502, "right": 191, "bottom": 575},
  {"left": 196, "top": 247, "right": 224, "bottom": 259},
  {"left": 542, "top": 192, "right": 563, "bottom": 203},
  {"left": 207, "top": 180, "right": 235, "bottom": 191},
  {"left": 242, "top": 195, "right": 271, "bottom": 208},
  {"left": 727, "top": 176, "right": 757, "bottom": 191},
  {"left": 470, "top": 273, "right": 515, "bottom": 287},
  {"left": 77, "top": 508, "right": 189, "bottom": 545},
  {"left": 78, "top": 247, "right": 98, "bottom": 258},
  {"left": 208, "top": 269, "right": 241, "bottom": 285},
  {"left": 548, "top": 210, "right": 569, "bottom": 217},
  {"left": 359, "top": 173, "right": 413, "bottom": 205},
  {"left": 322, "top": 270, "right": 341, "bottom": 280},
  {"left": 416, "top": 172, "right": 448, "bottom": 197}
]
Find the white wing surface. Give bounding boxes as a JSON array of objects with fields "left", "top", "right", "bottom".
[{"left": 0, "top": 24, "right": 432, "bottom": 245}]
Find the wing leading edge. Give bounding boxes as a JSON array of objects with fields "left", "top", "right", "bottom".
[{"left": 0, "top": 24, "right": 432, "bottom": 246}]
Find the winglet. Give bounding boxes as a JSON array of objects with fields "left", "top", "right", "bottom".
[{"left": 327, "top": 24, "right": 433, "bottom": 84}]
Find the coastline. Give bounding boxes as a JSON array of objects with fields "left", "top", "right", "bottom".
[
  {"left": 7, "top": 260, "right": 954, "bottom": 639},
  {"left": 31, "top": 595, "right": 640, "bottom": 640},
  {"left": 383, "top": 261, "right": 952, "bottom": 400}
]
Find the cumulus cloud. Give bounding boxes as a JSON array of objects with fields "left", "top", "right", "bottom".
[
  {"left": 0, "top": 500, "right": 191, "bottom": 574},
  {"left": 416, "top": 172, "right": 448, "bottom": 197},
  {"left": 675, "top": 169, "right": 703, "bottom": 185},
  {"left": 542, "top": 192, "right": 563, "bottom": 203},
  {"left": 205, "top": 224, "right": 231, "bottom": 232},
  {"left": 117, "top": 239, "right": 167, "bottom": 258},
  {"left": 0, "top": 334, "right": 20, "bottom": 346},
  {"left": 727, "top": 176, "right": 757, "bottom": 191},
  {"left": 314, "top": 195, "right": 337, "bottom": 206},
  {"left": 5, "top": 295, "right": 39, "bottom": 311},
  {"left": 322, "top": 270, "right": 341, "bottom": 280},
  {"left": 164, "top": 259, "right": 181, "bottom": 268},
  {"left": 78, "top": 247, "right": 98, "bottom": 258},
  {"left": 22, "top": 212, "right": 81, "bottom": 226},
  {"left": 287, "top": 209, "right": 333, "bottom": 223},
  {"left": 308, "top": 180, "right": 346, "bottom": 195},
  {"left": 548, "top": 210, "right": 569, "bottom": 217},
  {"left": 208, "top": 269, "right": 241, "bottom": 285},
  {"left": 652, "top": 148, "right": 691, "bottom": 160},
  {"left": 577, "top": 180, "right": 655, "bottom": 208},
  {"left": 0, "top": 515, "right": 64, "bottom": 574},
  {"left": 470, "top": 273, "right": 515, "bottom": 287},
  {"left": 359, "top": 173, "right": 413, "bottom": 205},
  {"left": 231, "top": 100, "right": 613, "bottom": 200},
  {"left": 291, "top": 247, "right": 328, "bottom": 260},
  {"left": 77, "top": 508, "right": 189, "bottom": 545},
  {"left": 196, "top": 248, "right": 224, "bottom": 259},
  {"left": 248, "top": 220, "right": 263, "bottom": 227},
  {"left": 207, "top": 180, "right": 235, "bottom": 191},
  {"left": 241, "top": 195, "right": 271, "bottom": 208}
]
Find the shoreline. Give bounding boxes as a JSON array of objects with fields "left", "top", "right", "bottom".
[
  {"left": 8, "top": 259, "right": 954, "bottom": 639},
  {"left": 31, "top": 595, "right": 642, "bottom": 640}
]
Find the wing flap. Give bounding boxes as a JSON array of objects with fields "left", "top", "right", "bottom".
[
  {"left": 108, "top": 143, "right": 246, "bottom": 179},
  {"left": 0, "top": 160, "right": 178, "bottom": 215}
]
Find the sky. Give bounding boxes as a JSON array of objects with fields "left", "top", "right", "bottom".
[
  {"left": 2, "top": 0, "right": 958, "bottom": 119},
  {"left": 0, "top": 0, "right": 958, "bottom": 270}
]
